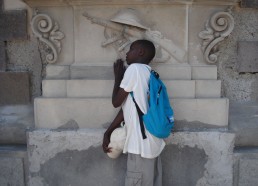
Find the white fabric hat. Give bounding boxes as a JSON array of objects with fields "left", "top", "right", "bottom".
[
  {"left": 107, "top": 124, "right": 126, "bottom": 159},
  {"left": 110, "top": 8, "right": 148, "bottom": 30}
]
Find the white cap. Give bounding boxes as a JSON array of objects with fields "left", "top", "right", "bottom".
[{"left": 107, "top": 125, "right": 126, "bottom": 159}]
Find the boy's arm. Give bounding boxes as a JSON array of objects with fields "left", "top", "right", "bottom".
[
  {"left": 102, "top": 109, "right": 124, "bottom": 153},
  {"left": 112, "top": 59, "right": 129, "bottom": 108}
]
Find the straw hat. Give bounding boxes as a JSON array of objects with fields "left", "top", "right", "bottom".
[{"left": 111, "top": 8, "right": 148, "bottom": 30}]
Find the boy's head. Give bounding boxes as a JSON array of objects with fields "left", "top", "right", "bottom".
[{"left": 126, "top": 39, "right": 155, "bottom": 65}]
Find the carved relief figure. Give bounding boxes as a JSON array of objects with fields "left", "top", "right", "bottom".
[{"left": 83, "top": 8, "right": 186, "bottom": 63}]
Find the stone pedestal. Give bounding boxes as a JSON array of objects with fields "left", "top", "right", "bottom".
[{"left": 23, "top": 0, "right": 238, "bottom": 185}]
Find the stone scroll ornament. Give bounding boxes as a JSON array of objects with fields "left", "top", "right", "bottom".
[
  {"left": 199, "top": 10, "right": 234, "bottom": 64},
  {"left": 31, "top": 13, "right": 65, "bottom": 64}
]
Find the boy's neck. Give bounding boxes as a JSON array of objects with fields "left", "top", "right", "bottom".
[{"left": 131, "top": 59, "right": 149, "bottom": 65}]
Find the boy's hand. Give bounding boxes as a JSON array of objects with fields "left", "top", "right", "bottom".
[
  {"left": 114, "top": 59, "right": 125, "bottom": 83},
  {"left": 102, "top": 132, "right": 112, "bottom": 153}
]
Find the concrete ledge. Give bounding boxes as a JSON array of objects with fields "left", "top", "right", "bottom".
[
  {"left": 229, "top": 102, "right": 258, "bottom": 146},
  {"left": 234, "top": 147, "right": 258, "bottom": 186},
  {"left": 0, "top": 104, "right": 34, "bottom": 144},
  {"left": 34, "top": 98, "right": 229, "bottom": 129},
  {"left": 27, "top": 129, "right": 235, "bottom": 186},
  {"left": 0, "top": 145, "right": 27, "bottom": 186}
]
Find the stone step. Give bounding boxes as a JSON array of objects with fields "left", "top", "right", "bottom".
[
  {"left": 34, "top": 98, "right": 229, "bottom": 129},
  {"left": 46, "top": 64, "right": 217, "bottom": 80},
  {"left": 42, "top": 79, "right": 221, "bottom": 98}
]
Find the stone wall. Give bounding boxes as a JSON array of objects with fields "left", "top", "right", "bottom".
[{"left": 218, "top": 7, "right": 258, "bottom": 102}]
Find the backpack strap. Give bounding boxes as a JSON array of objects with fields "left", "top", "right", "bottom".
[{"left": 130, "top": 92, "right": 147, "bottom": 139}]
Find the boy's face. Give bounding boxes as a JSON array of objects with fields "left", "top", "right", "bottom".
[{"left": 126, "top": 42, "right": 141, "bottom": 65}]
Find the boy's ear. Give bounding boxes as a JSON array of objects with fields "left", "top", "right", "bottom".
[{"left": 138, "top": 48, "right": 145, "bottom": 56}]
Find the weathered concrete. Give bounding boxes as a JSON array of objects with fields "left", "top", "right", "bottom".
[
  {"left": 229, "top": 101, "right": 258, "bottom": 146},
  {"left": 0, "top": 41, "right": 5, "bottom": 71},
  {"left": 0, "top": 145, "right": 27, "bottom": 186},
  {"left": 234, "top": 147, "right": 258, "bottom": 186},
  {"left": 7, "top": 38, "right": 43, "bottom": 98},
  {"left": 27, "top": 129, "right": 235, "bottom": 186},
  {"left": 0, "top": 0, "right": 27, "bottom": 41},
  {"left": 0, "top": 104, "right": 34, "bottom": 144},
  {"left": 237, "top": 41, "right": 258, "bottom": 73},
  {"left": 34, "top": 98, "right": 229, "bottom": 129},
  {"left": 241, "top": 0, "right": 258, "bottom": 8},
  {"left": 218, "top": 9, "right": 258, "bottom": 102},
  {"left": 0, "top": 72, "right": 30, "bottom": 105}
]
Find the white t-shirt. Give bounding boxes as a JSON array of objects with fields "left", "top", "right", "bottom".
[{"left": 120, "top": 63, "right": 165, "bottom": 159}]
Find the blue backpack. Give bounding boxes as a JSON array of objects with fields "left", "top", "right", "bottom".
[{"left": 130, "top": 70, "right": 174, "bottom": 139}]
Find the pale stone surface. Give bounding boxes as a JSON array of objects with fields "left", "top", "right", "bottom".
[
  {"left": 70, "top": 64, "right": 114, "bottom": 79},
  {"left": 42, "top": 80, "right": 66, "bottom": 98},
  {"left": 43, "top": 79, "right": 195, "bottom": 98},
  {"left": 24, "top": 0, "right": 239, "bottom": 7},
  {"left": 188, "top": 5, "right": 225, "bottom": 65},
  {"left": 34, "top": 98, "right": 119, "bottom": 129},
  {"left": 37, "top": 7, "right": 74, "bottom": 65},
  {"left": 173, "top": 98, "right": 229, "bottom": 126},
  {"left": 70, "top": 64, "right": 192, "bottom": 80},
  {"left": 195, "top": 80, "right": 221, "bottom": 98},
  {"left": 27, "top": 129, "right": 235, "bottom": 186},
  {"left": 45, "top": 65, "right": 70, "bottom": 79},
  {"left": 34, "top": 98, "right": 229, "bottom": 129},
  {"left": 74, "top": 5, "right": 187, "bottom": 64},
  {"left": 151, "top": 64, "right": 191, "bottom": 80},
  {"left": 192, "top": 65, "right": 217, "bottom": 80}
]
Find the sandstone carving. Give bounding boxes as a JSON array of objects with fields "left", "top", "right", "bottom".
[
  {"left": 199, "top": 9, "right": 234, "bottom": 64},
  {"left": 31, "top": 12, "right": 65, "bottom": 64},
  {"left": 83, "top": 8, "right": 186, "bottom": 63}
]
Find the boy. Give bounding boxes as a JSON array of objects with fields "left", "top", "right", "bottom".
[{"left": 103, "top": 40, "right": 165, "bottom": 186}]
